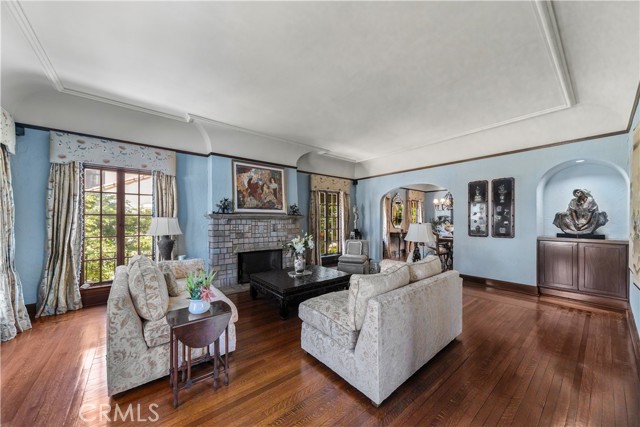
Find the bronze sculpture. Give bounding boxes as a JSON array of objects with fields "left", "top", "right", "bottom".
[{"left": 553, "top": 189, "right": 608, "bottom": 235}]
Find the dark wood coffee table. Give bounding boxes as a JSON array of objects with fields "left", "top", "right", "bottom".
[{"left": 249, "top": 265, "right": 351, "bottom": 319}]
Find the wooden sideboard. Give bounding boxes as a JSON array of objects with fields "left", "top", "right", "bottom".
[{"left": 537, "top": 237, "right": 629, "bottom": 306}]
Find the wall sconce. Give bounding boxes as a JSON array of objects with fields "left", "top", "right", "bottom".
[{"left": 433, "top": 192, "right": 454, "bottom": 211}]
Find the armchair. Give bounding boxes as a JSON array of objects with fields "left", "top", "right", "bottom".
[{"left": 337, "top": 240, "right": 370, "bottom": 274}]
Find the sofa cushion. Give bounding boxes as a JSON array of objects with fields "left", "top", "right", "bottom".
[
  {"left": 407, "top": 255, "right": 442, "bottom": 283},
  {"left": 338, "top": 254, "right": 368, "bottom": 264},
  {"left": 299, "top": 290, "right": 359, "bottom": 350},
  {"left": 348, "top": 264, "right": 410, "bottom": 331},
  {"left": 379, "top": 259, "right": 406, "bottom": 272},
  {"left": 158, "top": 264, "right": 181, "bottom": 296},
  {"left": 157, "top": 259, "right": 204, "bottom": 279},
  {"left": 128, "top": 256, "right": 169, "bottom": 321},
  {"left": 142, "top": 318, "right": 170, "bottom": 348}
]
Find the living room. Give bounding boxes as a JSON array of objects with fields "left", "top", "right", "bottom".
[{"left": 1, "top": 1, "right": 639, "bottom": 425}]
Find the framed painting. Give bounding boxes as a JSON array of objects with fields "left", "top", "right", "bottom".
[
  {"left": 491, "top": 177, "right": 515, "bottom": 238},
  {"left": 631, "top": 125, "right": 640, "bottom": 289},
  {"left": 233, "top": 160, "right": 286, "bottom": 213},
  {"left": 468, "top": 180, "right": 488, "bottom": 237}
]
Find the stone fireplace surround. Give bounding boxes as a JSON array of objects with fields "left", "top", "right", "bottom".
[{"left": 208, "top": 213, "right": 303, "bottom": 288}]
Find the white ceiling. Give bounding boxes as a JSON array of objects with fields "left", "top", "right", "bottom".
[{"left": 1, "top": 1, "right": 638, "bottom": 178}]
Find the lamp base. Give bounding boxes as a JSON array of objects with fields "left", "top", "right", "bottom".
[
  {"left": 158, "top": 235, "right": 175, "bottom": 261},
  {"left": 412, "top": 245, "right": 422, "bottom": 263}
]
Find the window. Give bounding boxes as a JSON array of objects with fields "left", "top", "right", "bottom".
[
  {"left": 319, "top": 191, "right": 340, "bottom": 256},
  {"left": 82, "top": 167, "right": 153, "bottom": 286}
]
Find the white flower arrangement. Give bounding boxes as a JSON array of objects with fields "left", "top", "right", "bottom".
[{"left": 284, "top": 233, "right": 314, "bottom": 256}]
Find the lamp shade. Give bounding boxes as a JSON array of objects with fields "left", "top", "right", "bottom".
[
  {"left": 404, "top": 223, "right": 435, "bottom": 244},
  {"left": 147, "top": 217, "right": 183, "bottom": 236}
]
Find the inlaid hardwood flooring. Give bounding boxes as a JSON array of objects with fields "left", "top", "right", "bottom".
[{"left": 1, "top": 283, "right": 639, "bottom": 426}]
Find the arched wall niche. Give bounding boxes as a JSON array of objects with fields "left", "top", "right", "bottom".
[{"left": 536, "top": 159, "right": 629, "bottom": 239}]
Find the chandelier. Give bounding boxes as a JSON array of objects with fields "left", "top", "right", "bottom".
[{"left": 433, "top": 192, "right": 453, "bottom": 211}]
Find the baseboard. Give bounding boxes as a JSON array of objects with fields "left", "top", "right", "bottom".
[
  {"left": 538, "top": 287, "right": 629, "bottom": 311},
  {"left": 627, "top": 310, "right": 640, "bottom": 381},
  {"left": 80, "top": 285, "right": 111, "bottom": 307},
  {"left": 460, "top": 274, "right": 539, "bottom": 296},
  {"left": 26, "top": 303, "right": 36, "bottom": 320}
]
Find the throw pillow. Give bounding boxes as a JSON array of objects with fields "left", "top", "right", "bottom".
[
  {"left": 128, "top": 255, "right": 169, "bottom": 321},
  {"left": 159, "top": 264, "right": 181, "bottom": 297},
  {"left": 346, "top": 240, "right": 363, "bottom": 255},
  {"left": 407, "top": 255, "right": 442, "bottom": 283},
  {"left": 347, "top": 264, "right": 410, "bottom": 331}
]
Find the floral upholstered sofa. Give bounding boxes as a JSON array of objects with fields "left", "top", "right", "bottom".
[
  {"left": 299, "top": 256, "right": 462, "bottom": 406},
  {"left": 107, "top": 257, "right": 238, "bottom": 396}
]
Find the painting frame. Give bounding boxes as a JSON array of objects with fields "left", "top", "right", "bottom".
[
  {"left": 232, "top": 160, "right": 287, "bottom": 214},
  {"left": 631, "top": 125, "right": 640, "bottom": 289},
  {"left": 468, "top": 180, "right": 489, "bottom": 237},
  {"left": 491, "top": 177, "right": 515, "bottom": 238}
]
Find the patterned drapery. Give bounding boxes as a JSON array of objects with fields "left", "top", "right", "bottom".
[
  {"left": 50, "top": 131, "right": 176, "bottom": 175},
  {"left": 309, "top": 191, "right": 322, "bottom": 266},
  {"left": 37, "top": 162, "right": 83, "bottom": 317},
  {"left": 1, "top": 108, "right": 16, "bottom": 155},
  {"left": 0, "top": 145, "right": 32, "bottom": 341},
  {"left": 152, "top": 171, "right": 178, "bottom": 259},
  {"left": 382, "top": 196, "right": 391, "bottom": 258}
]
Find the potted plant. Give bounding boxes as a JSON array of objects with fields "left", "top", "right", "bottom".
[
  {"left": 185, "top": 270, "right": 218, "bottom": 314},
  {"left": 284, "top": 233, "right": 314, "bottom": 275}
]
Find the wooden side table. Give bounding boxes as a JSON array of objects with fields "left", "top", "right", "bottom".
[{"left": 166, "top": 301, "right": 232, "bottom": 408}]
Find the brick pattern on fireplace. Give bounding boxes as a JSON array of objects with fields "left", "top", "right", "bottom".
[{"left": 208, "top": 213, "right": 303, "bottom": 288}]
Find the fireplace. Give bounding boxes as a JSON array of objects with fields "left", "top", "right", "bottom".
[
  {"left": 208, "top": 213, "right": 302, "bottom": 288},
  {"left": 238, "top": 250, "right": 283, "bottom": 284}
]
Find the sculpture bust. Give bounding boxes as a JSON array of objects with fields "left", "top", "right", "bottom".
[{"left": 552, "top": 189, "right": 608, "bottom": 235}]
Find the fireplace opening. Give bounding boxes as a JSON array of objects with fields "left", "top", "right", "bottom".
[{"left": 238, "top": 250, "right": 283, "bottom": 283}]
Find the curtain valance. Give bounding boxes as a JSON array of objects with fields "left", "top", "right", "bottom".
[
  {"left": 50, "top": 131, "right": 176, "bottom": 175},
  {"left": 407, "top": 190, "right": 424, "bottom": 201},
  {"left": 310, "top": 175, "right": 351, "bottom": 193},
  {"left": 1, "top": 108, "right": 16, "bottom": 155}
]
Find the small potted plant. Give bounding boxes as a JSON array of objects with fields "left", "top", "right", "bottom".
[
  {"left": 284, "top": 233, "right": 314, "bottom": 275},
  {"left": 185, "top": 270, "right": 218, "bottom": 314}
]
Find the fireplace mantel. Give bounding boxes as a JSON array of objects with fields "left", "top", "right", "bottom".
[{"left": 207, "top": 212, "right": 303, "bottom": 221}]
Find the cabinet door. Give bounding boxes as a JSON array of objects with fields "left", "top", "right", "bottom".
[
  {"left": 538, "top": 241, "right": 578, "bottom": 290},
  {"left": 578, "top": 243, "right": 628, "bottom": 299}
]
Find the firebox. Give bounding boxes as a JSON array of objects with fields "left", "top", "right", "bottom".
[{"left": 237, "top": 250, "right": 283, "bottom": 284}]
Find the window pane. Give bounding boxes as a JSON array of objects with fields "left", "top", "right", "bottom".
[
  {"left": 85, "top": 193, "right": 100, "bottom": 214},
  {"left": 124, "top": 173, "right": 139, "bottom": 193},
  {"left": 102, "top": 194, "right": 117, "bottom": 214},
  {"left": 102, "top": 238, "right": 116, "bottom": 259},
  {"left": 101, "top": 171, "right": 117, "bottom": 193},
  {"left": 84, "top": 261, "right": 100, "bottom": 284},
  {"left": 139, "top": 216, "right": 152, "bottom": 235},
  {"left": 84, "top": 169, "right": 100, "bottom": 190},
  {"left": 124, "top": 216, "right": 138, "bottom": 236},
  {"left": 139, "top": 175, "right": 152, "bottom": 195},
  {"left": 84, "top": 215, "right": 100, "bottom": 237},
  {"left": 125, "top": 237, "right": 139, "bottom": 257},
  {"left": 139, "top": 195, "right": 152, "bottom": 215},
  {"left": 125, "top": 195, "right": 139, "bottom": 214},
  {"left": 139, "top": 236, "right": 153, "bottom": 256},
  {"left": 102, "top": 259, "right": 116, "bottom": 282},
  {"left": 84, "top": 238, "right": 101, "bottom": 260},
  {"left": 102, "top": 216, "right": 117, "bottom": 237}
]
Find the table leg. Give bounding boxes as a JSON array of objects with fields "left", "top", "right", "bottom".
[
  {"left": 213, "top": 339, "right": 220, "bottom": 389},
  {"left": 279, "top": 298, "right": 289, "bottom": 320},
  {"left": 186, "top": 347, "right": 192, "bottom": 388},
  {"left": 181, "top": 344, "right": 186, "bottom": 383},
  {"left": 249, "top": 284, "right": 257, "bottom": 300},
  {"left": 224, "top": 326, "right": 229, "bottom": 386},
  {"left": 169, "top": 330, "right": 173, "bottom": 386},
  {"left": 172, "top": 337, "right": 179, "bottom": 408}
]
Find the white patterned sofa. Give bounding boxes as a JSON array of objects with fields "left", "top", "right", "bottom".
[
  {"left": 299, "top": 256, "right": 462, "bottom": 406},
  {"left": 107, "top": 257, "right": 238, "bottom": 396}
]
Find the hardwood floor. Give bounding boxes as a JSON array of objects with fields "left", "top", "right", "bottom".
[{"left": 2, "top": 283, "right": 639, "bottom": 426}]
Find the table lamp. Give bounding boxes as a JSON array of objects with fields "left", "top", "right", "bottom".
[
  {"left": 404, "top": 223, "right": 436, "bottom": 262},
  {"left": 147, "top": 217, "right": 183, "bottom": 261}
]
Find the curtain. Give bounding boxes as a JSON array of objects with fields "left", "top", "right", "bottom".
[
  {"left": 0, "top": 145, "right": 32, "bottom": 341},
  {"left": 382, "top": 196, "right": 391, "bottom": 258},
  {"left": 309, "top": 191, "right": 322, "bottom": 266},
  {"left": 340, "top": 192, "right": 350, "bottom": 251},
  {"left": 37, "top": 162, "right": 83, "bottom": 317},
  {"left": 152, "top": 171, "right": 178, "bottom": 259}
]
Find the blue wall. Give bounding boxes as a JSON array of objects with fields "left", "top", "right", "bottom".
[
  {"left": 357, "top": 133, "right": 630, "bottom": 288},
  {"left": 11, "top": 129, "right": 50, "bottom": 305},
  {"left": 297, "top": 172, "right": 310, "bottom": 233},
  {"left": 176, "top": 153, "right": 209, "bottom": 264}
]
